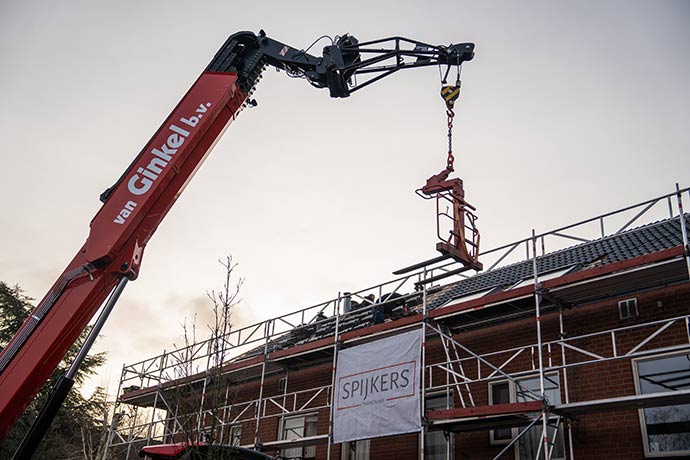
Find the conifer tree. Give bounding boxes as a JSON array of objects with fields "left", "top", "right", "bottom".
[{"left": 0, "top": 281, "right": 110, "bottom": 460}]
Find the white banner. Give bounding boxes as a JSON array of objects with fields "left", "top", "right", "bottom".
[{"left": 332, "top": 329, "right": 422, "bottom": 443}]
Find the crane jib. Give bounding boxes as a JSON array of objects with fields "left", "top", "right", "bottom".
[
  {"left": 84, "top": 73, "right": 241, "bottom": 264},
  {"left": 115, "top": 103, "right": 211, "bottom": 225}
]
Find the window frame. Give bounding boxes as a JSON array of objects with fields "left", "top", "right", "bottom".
[
  {"left": 487, "top": 373, "right": 565, "bottom": 460},
  {"left": 632, "top": 350, "right": 690, "bottom": 457},
  {"left": 618, "top": 298, "right": 639, "bottom": 320},
  {"left": 488, "top": 376, "right": 553, "bottom": 446},
  {"left": 488, "top": 379, "right": 512, "bottom": 445},
  {"left": 278, "top": 412, "right": 319, "bottom": 459},
  {"left": 509, "top": 266, "right": 575, "bottom": 290},
  {"left": 229, "top": 423, "right": 242, "bottom": 447},
  {"left": 340, "top": 439, "right": 370, "bottom": 460},
  {"left": 439, "top": 289, "right": 493, "bottom": 308},
  {"left": 425, "top": 391, "right": 454, "bottom": 460}
]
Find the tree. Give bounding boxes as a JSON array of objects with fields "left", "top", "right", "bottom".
[
  {"left": 0, "top": 281, "right": 110, "bottom": 460},
  {"left": 166, "top": 255, "right": 243, "bottom": 447}
]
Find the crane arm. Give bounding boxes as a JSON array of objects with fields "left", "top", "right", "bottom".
[
  {"left": 0, "top": 30, "right": 475, "bottom": 439},
  {"left": 0, "top": 72, "right": 249, "bottom": 440}
]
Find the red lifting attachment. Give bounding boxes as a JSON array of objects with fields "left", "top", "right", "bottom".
[
  {"left": 418, "top": 165, "right": 482, "bottom": 271},
  {"left": 416, "top": 69, "right": 482, "bottom": 271}
]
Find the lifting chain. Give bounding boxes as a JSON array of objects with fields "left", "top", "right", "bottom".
[
  {"left": 446, "top": 107, "right": 455, "bottom": 171},
  {"left": 440, "top": 82, "right": 460, "bottom": 172}
]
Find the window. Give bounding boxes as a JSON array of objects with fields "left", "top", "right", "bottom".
[
  {"left": 230, "top": 424, "right": 242, "bottom": 446},
  {"left": 634, "top": 352, "right": 690, "bottom": 456},
  {"left": 489, "top": 374, "right": 565, "bottom": 460},
  {"left": 489, "top": 382, "right": 512, "bottom": 443},
  {"left": 426, "top": 393, "right": 453, "bottom": 459},
  {"left": 510, "top": 267, "right": 574, "bottom": 290},
  {"left": 618, "top": 298, "right": 639, "bottom": 319},
  {"left": 515, "top": 375, "right": 564, "bottom": 460},
  {"left": 439, "top": 289, "right": 493, "bottom": 308},
  {"left": 341, "top": 439, "right": 370, "bottom": 460},
  {"left": 279, "top": 414, "right": 318, "bottom": 459}
]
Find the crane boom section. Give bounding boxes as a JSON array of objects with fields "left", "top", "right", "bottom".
[{"left": 86, "top": 73, "right": 245, "bottom": 264}]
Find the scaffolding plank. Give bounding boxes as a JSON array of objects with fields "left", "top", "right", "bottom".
[
  {"left": 426, "top": 402, "right": 543, "bottom": 433},
  {"left": 258, "top": 434, "right": 330, "bottom": 451},
  {"left": 553, "top": 389, "right": 690, "bottom": 417},
  {"left": 427, "top": 401, "right": 542, "bottom": 421}
]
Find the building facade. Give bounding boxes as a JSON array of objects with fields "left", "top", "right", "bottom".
[{"left": 109, "top": 188, "right": 690, "bottom": 460}]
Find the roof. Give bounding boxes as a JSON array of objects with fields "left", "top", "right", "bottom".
[
  {"left": 236, "top": 214, "right": 690, "bottom": 360},
  {"left": 427, "top": 215, "right": 687, "bottom": 309}
]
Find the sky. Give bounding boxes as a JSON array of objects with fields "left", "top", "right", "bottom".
[{"left": 1, "top": 1, "right": 689, "bottom": 398}]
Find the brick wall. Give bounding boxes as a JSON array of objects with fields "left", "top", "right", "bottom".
[{"left": 181, "top": 283, "right": 690, "bottom": 459}]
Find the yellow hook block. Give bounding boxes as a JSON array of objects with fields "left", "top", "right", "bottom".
[{"left": 441, "top": 85, "right": 460, "bottom": 108}]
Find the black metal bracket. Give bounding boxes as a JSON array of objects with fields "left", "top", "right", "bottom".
[{"left": 207, "top": 30, "right": 475, "bottom": 98}]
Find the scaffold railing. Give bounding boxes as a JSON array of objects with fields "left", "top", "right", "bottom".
[
  {"left": 425, "top": 313, "right": 690, "bottom": 395},
  {"left": 119, "top": 185, "right": 690, "bottom": 396},
  {"left": 107, "top": 183, "right": 690, "bottom": 460}
]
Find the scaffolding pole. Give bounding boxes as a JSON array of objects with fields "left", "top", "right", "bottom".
[
  {"left": 253, "top": 320, "right": 271, "bottom": 450},
  {"left": 145, "top": 353, "right": 166, "bottom": 445},
  {"left": 558, "top": 309, "right": 575, "bottom": 460},
  {"left": 198, "top": 337, "right": 222, "bottom": 441},
  {"left": 546, "top": 417, "right": 563, "bottom": 460},
  {"left": 419, "top": 269, "right": 428, "bottom": 460},
  {"left": 219, "top": 384, "right": 231, "bottom": 444},
  {"left": 532, "top": 229, "right": 549, "bottom": 459},
  {"left": 102, "top": 364, "right": 127, "bottom": 460},
  {"left": 445, "top": 339, "right": 452, "bottom": 460},
  {"left": 326, "top": 294, "right": 342, "bottom": 460},
  {"left": 124, "top": 402, "right": 141, "bottom": 460},
  {"left": 676, "top": 183, "right": 690, "bottom": 279}
]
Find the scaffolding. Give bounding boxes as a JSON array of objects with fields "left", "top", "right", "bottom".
[{"left": 105, "top": 184, "right": 690, "bottom": 460}]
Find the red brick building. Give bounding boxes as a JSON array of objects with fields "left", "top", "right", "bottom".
[{"left": 109, "top": 191, "right": 690, "bottom": 460}]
